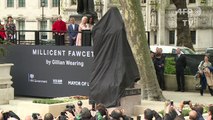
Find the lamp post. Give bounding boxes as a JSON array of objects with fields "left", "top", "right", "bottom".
[
  {"left": 41, "top": 0, "right": 45, "bottom": 39},
  {"left": 41, "top": 0, "right": 45, "bottom": 21}
]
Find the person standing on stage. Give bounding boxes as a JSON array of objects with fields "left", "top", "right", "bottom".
[
  {"left": 52, "top": 15, "right": 67, "bottom": 45},
  {"left": 76, "top": 16, "right": 90, "bottom": 46},
  {"left": 0, "top": 19, "right": 6, "bottom": 41},
  {"left": 5, "top": 16, "right": 16, "bottom": 43},
  {"left": 68, "top": 17, "right": 79, "bottom": 46},
  {"left": 174, "top": 48, "right": 187, "bottom": 92}
]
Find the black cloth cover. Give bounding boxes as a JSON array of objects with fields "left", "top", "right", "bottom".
[{"left": 90, "top": 7, "right": 140, "bottom": 107}]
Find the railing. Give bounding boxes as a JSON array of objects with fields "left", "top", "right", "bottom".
[{"left": 0, "top": 30, "right": 92, "bottom": 46}]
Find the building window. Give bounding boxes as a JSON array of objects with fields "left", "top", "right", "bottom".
[
  {"left": 189, "top": 0, "right": 196, "bottom": 3},
  {"left": 40, "top": 21, "right": 47, "bottom": 39},
  {"left": 191, "top": 31, "right": 196, "bottom": 44},
  {"left": 18, "top": 0, "right": 25, "bottom": 7},
  {"left": 41, "top": 0, "right": 48, "bottom": 7},
  {"left": 71, "top": 0, "right": 77, "bottom": 5},
  {"left": 169, "top": 31, "right": 175, "bottom": 44},
  {"left": 7, "top": 0, "right": 14, "bottom": 7},
  {"left": 52, "top": 0, "right": 58, "bottom": 7},
  {"left": 141, "top": 0, "right": 146, "bottom": 4},
  {"left": 18, "top": 20, "right": 25, "bottom": 40}
]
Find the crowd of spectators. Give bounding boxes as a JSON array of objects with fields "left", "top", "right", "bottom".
[
  {"left": 0, "top": 100, "right": 131, "bottom": 120},
  {"left": 143, "top": 101, "right": 213, "bottom": 120},
  {"left": 0, "top": 100, "right": 213, "bottom": 120}
]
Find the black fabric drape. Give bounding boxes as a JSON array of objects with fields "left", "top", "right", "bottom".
[{"left": 90, "top": 7, "right": 140, "bottom": 107}]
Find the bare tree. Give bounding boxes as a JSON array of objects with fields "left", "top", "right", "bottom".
[
  {"left": 172, "top": 0, "right": 194, "bottom": 50},
  {"left": 118, "top": 0, "right": 165, "bottom": 101}
]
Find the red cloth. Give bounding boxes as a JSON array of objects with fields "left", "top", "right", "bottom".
[
  {"left": 0, "top": 24, "right": 6, "bottom": 39},
  {"left": 52, "top": 20, "right": 67, "bottom": 33}
]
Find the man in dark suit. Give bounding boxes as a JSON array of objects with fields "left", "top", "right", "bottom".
[
  {"left": 174, "top": 48, "right": 187, "bottom": 92},
  {"left": 68, "top": 17, "right": 79, "bottom": 46}
]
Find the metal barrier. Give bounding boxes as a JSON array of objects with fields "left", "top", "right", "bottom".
[{"left": 0, "top": 30, "right": 92, "bottom": 46}]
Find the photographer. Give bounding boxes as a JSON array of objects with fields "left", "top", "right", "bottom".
[
  {"left": 179, "top": 101, "right": 205, "bottom": 120},
  {"left": 0, "top": 110, "right": 20, "bottom": 120},
  {"left": 110, "top": 108, "right": 131, "bottom": 120},
  {"left": 76, "top": 101, "right": 83, "bottom": 115},
  {"left": 163, "top": 101, "right": 183, "bottom": 120},
  {"left": 94, "top": 104, "right": 109, "bottom": 120},
  {"left": 143, "top": 108, "right": 162, "bottom": 120},
  {"left": 32, "top": 113, "right": 42, "bottom": 120},
  {"left": 65, "top": 107, "right": 94, "bottom": 120}
]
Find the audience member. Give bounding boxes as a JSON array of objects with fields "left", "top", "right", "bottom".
[
  {"left": 189, "top": 110, "right": 198, "bottom": 120},
  {"left": 95, "top": 103, "right": 109, "bottom": 120},
  {"left": 25, "top": 115, "right": 32, "bottom": 120},
  {"left": 0, "top": 110, "right": 3, "bottom": 120},
  {"left": 174, "top": 48, "right": 187, "bottom": 92},
  {"left": 68, "top": 17, "right": 79, "bottom": 46},
  {"left": 110, "top": 108, "right": 131, "bottom": 120},
  {"left": 0, "top": 110, "right": 20, "bottom": 120},
  {"left": 207, "top": 105, "right": 213, "bottom": 120},
  {"left": 52, "top": 15, "right": 67, "bottom": 46},
  {"left": 143, "top": 108, "right": 162, "bottom": 120},
  {"left": 198, "top": 55, "right": 213, "bottom": 96},
  {"left": 44, "top": 113, "right": 54, "bottom": 120},
  {"left": 80, "top": 107, "right": 93, "bottom": 120},
  {"left": 76, "top": 101, "right": 83, "bottom": 115},
  {"left": 174, "top": 115, "right": 185, "bottom": 120}
]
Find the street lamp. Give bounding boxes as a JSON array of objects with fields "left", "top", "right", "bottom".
[
  {"left": 41, "top": 0, "right": 45, "bottom": 39},
  {"left": 41, "top": 0, "right": 45, "bottom": 21}
]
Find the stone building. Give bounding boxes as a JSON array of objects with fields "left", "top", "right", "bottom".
[
  {"left": 108, "top": 0, "right": 213, "bottom": 52},
  {"left": 0, "top": 0, "right": 95, "bottom": 43},
  {"left": 0, "top": 0, "right": 213, "bottom": 51}
]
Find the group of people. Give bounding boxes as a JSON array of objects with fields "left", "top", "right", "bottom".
[
  {"left": 174, "top": 48, "right": 213, "bottom": 96},
  {"left": 52, "top": 15, "right": 94, "bottom": 46},
  {"left": 0, "top": 16, "right": 16, "bottom": 43},
  {"left": 1, "top": 100, "right": 213, "bottom": 120},
  {"left": 152, "top": 47, "right": 213, "bottom": 96},
  {"left": 0, "top": 101, "right": 132, "bottom": 120},
  {"left": 144, "top": 101, "right": 213, "bottom": 120}
]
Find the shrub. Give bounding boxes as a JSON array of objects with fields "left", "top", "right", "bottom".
[
  {"left": 164, "top": 57, "right": 193, "bottom": 75},
  {"left": 165, "top": 57, "right": 176, "bottom": 74},
  {"left": 33, "top": 99, "right": 65, "bottom": 104}
]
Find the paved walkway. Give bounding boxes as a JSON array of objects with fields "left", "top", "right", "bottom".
[{"left": 163, "top": 90, "right": 213, "bottom": 105}]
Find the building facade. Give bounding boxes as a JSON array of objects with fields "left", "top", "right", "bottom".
[
  {"left": 144, "top": 0, "right": 213, "bottom": 52},
  {"left": 0, "top": 0, "right": 213, "bottom": 51}
]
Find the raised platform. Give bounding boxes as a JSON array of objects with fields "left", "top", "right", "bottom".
[{"left": 0, "top": 88, "right": 141, "bottom": 119}]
